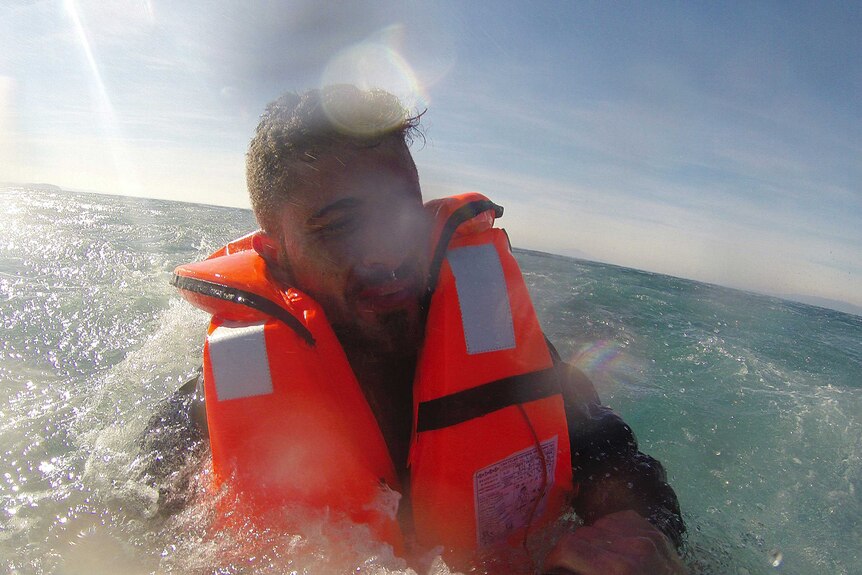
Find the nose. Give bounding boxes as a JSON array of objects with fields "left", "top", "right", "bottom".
[
  {"left": 355, "top": 205, "right": 423, "bottom": 280},
  {"left": 356, "top": 226, "right": 408, "bottom": 279}
]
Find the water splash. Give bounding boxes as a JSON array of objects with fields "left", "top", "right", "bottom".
[{"left": 3, "top": 188, "right": 861, "bottom": 573}]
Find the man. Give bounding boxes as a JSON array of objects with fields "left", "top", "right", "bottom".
[{"left": 161, "top": 85, "right": 686, "bottom": 573}]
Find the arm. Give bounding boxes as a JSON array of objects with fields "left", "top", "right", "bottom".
[
  {"left": 558, "top": 361, "right": 685, "bottom": 548},
  {"left": 544, "top": 343, "right": 687, "bottom": 574},
  {"left": 138, "top": 371, "right": 209, "bottom": 516}
]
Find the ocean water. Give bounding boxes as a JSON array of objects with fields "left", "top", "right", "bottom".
[{"left": 0, "top": 186, "right": 859, "bottom": 574}]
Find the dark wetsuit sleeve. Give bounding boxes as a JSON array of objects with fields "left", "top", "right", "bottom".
[
  {"left": 549, "top": 346, "right": 686, "bottom": 548},
  {"left": 138, "top": 371, "right": 209, "bottom": 516}
]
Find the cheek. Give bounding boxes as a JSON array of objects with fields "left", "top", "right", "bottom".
[
  {"left": 286, "top": 245, "right": 349, "bottom": 297},
  {"left": 304, "top": 268, "right": 343, "bottom": 295},
  {"left": 400, "top": 211, "right": 432, "bottom": 265}
]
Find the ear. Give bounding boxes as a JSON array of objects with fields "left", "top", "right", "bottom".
[
  {"left": 252, "top": 231, "right": 280, "bottom": 264},
  {"left": 252, "top": 231, "right": 295, "bottom": 286}
]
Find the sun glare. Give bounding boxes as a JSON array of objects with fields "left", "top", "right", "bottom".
[
  {"left": 321, "top": 25, "right": 429, "bottom": 120},
  {"left": 63, "top": 0, "right": 141, "bottom": 196}
]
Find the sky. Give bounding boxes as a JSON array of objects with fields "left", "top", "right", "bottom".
[{"left": 1, "top": 1, "right": 860, "bottom": 311}]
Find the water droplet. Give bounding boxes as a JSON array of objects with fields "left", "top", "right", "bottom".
[{"left": 769, "top": 549, "right": 783, "bottom": 567}]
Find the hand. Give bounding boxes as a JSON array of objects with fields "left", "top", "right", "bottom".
[{"left": 542, "top": 510, "right": 688, "bottom": 575}]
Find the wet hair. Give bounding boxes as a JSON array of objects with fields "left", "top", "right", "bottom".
[{"left": 246, "top": 85, "right": 422, "bottom": 235}]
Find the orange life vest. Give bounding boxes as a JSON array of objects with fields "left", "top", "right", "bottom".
[{"left": 172, "top": 193, "right": 573, "bottom": 567}]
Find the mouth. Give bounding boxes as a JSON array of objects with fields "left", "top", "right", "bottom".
[{"left": 356, "top": 278, "right": 420, "bottom": 313}]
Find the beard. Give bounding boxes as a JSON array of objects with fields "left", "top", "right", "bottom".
[{"left": 332, "top": 305, "right": 425, "bottom": 359}]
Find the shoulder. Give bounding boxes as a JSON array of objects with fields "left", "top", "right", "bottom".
[{"left": 545, "top": 341, "right": 621, "bottom": 438}]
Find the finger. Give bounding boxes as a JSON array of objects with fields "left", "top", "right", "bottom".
[
  {"left": 544, "top": 533, "right": 638, "bottom": 575},
  {"left": 591, "top": 510, "right": 653, "bottom": 535},
  {"left": 589, "top": 510, "right": 678, "bottom": 562},
  {"left": 561, "top": 524, "right": 605, "bottom": 543}
]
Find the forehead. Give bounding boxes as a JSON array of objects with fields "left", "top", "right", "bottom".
[{"left": 283, "top": 140, "right": 419, "bottom": 216}]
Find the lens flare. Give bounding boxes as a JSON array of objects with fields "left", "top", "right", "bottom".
[
  {"left": 320, "top": 25, "right": 429, "bottom": 135},
  {"left": 570, "top": 340, "right": 646, "bottom": 396},
  {"left": 571, "top": 340, "right": 625, "bottom": 373}
]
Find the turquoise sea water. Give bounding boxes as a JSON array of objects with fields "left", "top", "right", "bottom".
[{"left": 1, "top": 186, "right": 859, "bottom": 574}]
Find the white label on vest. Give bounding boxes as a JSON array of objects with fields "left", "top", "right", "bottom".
[
  {"left": 473, "top": 436, "right": 558, "bottom": 549},
  {"left": 208, "top": 320, "right": 273, "bottom": 401},
  {"left": 446, "top": 243, "right": 516, "bottom": 354}
]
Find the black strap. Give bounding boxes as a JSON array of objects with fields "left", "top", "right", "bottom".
[
  {"left": 171, "top": 274, "right": 316, "bottom": 346},
  {"left": 416, "top": 367, "right": 561, "bottom": 432},
  {"left": 422, "top": 199, "right": 504, "bottom": 312}
]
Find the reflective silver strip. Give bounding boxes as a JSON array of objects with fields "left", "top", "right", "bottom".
[
  {"left": 207, "top": 320, "right": 273, "bottom": 401},
  {"left": 446, "top": 243, "right": 516, "bottom": 354}
]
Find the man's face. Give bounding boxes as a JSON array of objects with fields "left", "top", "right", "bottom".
[{"left": 273, "top": 140, "right": 430, "bottom": 355}]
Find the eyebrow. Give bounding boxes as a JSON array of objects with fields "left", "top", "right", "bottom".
[{"left": 308, "top": 198, "right": 362, "bottom": 222}]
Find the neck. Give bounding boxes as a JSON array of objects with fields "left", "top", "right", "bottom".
[{"left": 342, "top": 345, "right": 416, "bottom": 473}]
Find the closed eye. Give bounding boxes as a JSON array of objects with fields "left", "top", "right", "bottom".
[
  {"left": 314, "top": 217, "right": 356, "bottom": 236},
  {"left": 307, "top": 198, "right": 362, "bottom": 238}
]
